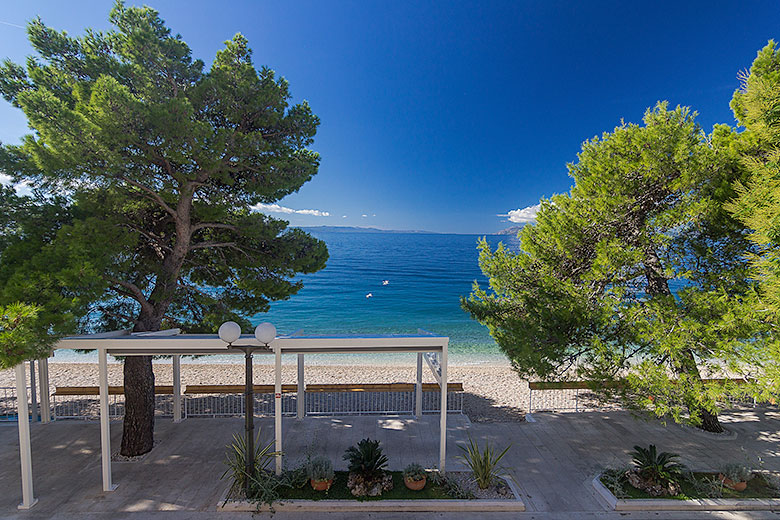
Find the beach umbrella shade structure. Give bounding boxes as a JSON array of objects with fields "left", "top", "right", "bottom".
[{"left": 218, "top": 321, "right": 276, "bottom": 497}]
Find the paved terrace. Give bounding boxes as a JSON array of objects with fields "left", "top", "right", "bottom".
[{"left": 2, "top": 409, "right": 780, "bottom": 519}]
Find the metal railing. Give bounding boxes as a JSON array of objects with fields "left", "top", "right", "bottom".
[
  {"left": 527, "top": 379, "right": 762, "bottom": 413},
  {"left": 51, "top": 394, "right": 180, "bottom": 420},
  {"left": 1, "top": 387, "right": 18, "bottom": 421},
  {"left": 41, "top": 386, "right": 463, "bottom": 420},
  {"left": 185, "top": 393, "right": 297, "bottom": 418}
]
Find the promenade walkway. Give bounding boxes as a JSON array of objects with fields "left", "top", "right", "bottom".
[{"left": 1, "top": 409, "right": 779, "bottom": 519}]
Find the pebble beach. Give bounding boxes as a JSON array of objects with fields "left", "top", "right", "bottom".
[{"left": 0, "top": 361, "right": 528, "bottom": 422}]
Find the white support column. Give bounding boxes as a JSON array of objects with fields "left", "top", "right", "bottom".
[
  {"left": 98, "top": 348, "right": 117, "bottom": 491},
  {"left": 274, "top": 345, "right": 283, "bottom": 475},
  {"left": 415, "top": 353, "right": 423, "bottom": 418},
  {"left": 296, "top": 354, "right": 305, "bottom": 420},
  {"left": 439, "top": 343, "right": 448, "bottom": 473},
  {"left": 15, "top": 363, "right": 37, "bottom": 510},
  {"left": 38, "top": 358, "right": 51, "bottom": 424},
  {"left": 29, "top": 360, "right": 37, "bottom": 422},
  {"left": 172, "top": 355, "right": 182, "bottom": 423}
]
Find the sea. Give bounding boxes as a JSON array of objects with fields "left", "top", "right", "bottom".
[{"left": 53, "top": 231, "right": 519, "bottom": 367}]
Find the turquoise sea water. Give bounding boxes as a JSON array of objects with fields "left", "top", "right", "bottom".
[{"left": 54, "top": 231, "right": 518, "bottom": 366}]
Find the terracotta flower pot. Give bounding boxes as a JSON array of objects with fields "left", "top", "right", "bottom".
[
  {"left": 404, "top": 476, "right": 426, "bottom": 491},
  {"left": 718, "top": 473, "right": 747, "bottom": 492},
  {"left": 310, "top": 478, "right": 333, "bottom": 491}
]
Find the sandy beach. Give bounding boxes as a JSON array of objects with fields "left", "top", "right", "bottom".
[{"left": 0, "top": 362, "right": 528, "bottom": 422}]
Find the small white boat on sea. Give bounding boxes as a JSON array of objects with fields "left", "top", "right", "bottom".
[
  {"left": 366, "top": 293, "right": 373, "bottom": 298},
  {"left": 382, "top": 280, "right": 389, "bottom": 285}
]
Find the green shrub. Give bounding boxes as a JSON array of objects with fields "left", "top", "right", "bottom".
[
  {"left": 687, "top": 473, "right": 723, "bottom": 498},
  {"left": 629, "top": 445, "right": 684, "bottom": 486},
  {"left": 343, "top": 438, "right": 389, "bottom": 480},
  {"left": 403, "top": 463, "right": 427, "bottom": 482},
  {"left": 456, "top": 436, "right": 510, "bottom": 489}
]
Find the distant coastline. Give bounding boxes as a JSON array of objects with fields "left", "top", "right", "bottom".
[{"left": 298, "top": 225, "right": 519, "bottom": 235}]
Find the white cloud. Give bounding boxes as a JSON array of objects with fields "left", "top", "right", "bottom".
[
  {"left": 252, "top": 202, "right": 330, "bottom": 217},
  {"left": 498, "top": 203, "right": 541, "bottom": 224}
]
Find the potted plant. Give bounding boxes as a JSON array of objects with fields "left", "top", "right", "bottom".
[
  {"left": 403, "top": 463, "right": 427, "bottom": 491},
  {"left": 719, "top": 464, "right": 752, "bottom": 492},
  {"left": 306, "top": 455, "right": 335, "bottom": 491}
]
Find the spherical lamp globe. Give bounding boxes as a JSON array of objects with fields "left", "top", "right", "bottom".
[
  {"left": 255, "top": 322, "right": 277, "bottom": 345},
  {"left": 218, "top": 321, "right": 242, "bottom": 344}
]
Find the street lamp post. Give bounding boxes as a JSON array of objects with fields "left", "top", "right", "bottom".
[{"left": 218, "top": 321, "right": 276, "bottom": 497}]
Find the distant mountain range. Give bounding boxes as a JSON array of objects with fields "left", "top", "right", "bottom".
[
  {"left": 299, "top": 226, "right": 439, "bottom": 234},
  {"left": 298, "top": 225, "right": 524, "bottom": 235}
]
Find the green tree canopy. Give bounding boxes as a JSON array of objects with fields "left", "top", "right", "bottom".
[
  {"left": 727, "top": 40, "right": 780, "bottom": 315},
  {"left": 463, "top": 103, "right": 756, "bottom": 432},
  {"left": 0, "top": 1, "right": 328, "bottom": 455},
  {"left": 0, "top": 302, "right": 57, "bottom": 369},
  {"left": 724, "top": 40, "right": 780, "bottom": 400}
]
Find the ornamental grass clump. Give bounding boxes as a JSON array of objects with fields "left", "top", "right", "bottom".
[
  {"left": 343, "top": 438, "right": 393, "bottom": 496},
  {"left": 457, "top": 435, "right": 510, "bottom": 489},
  {"left": 221, "top": 432, "right": 276, "bottom": 498}
]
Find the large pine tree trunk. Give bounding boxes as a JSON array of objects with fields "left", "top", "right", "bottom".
[
  {"left": 120, "top": 355, "right": 155, "bottom": 456},
  {"left": 643, "top": 247, "right": 724, "bottom": 434},
  {"left": 121, "top": 309, "right": 165, "bottom": 456}
]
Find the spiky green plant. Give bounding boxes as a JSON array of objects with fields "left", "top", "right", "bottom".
[
  {"left": 221, "top": 432, "right": 277, "bottom": 496},
  {"left": 630, "top": 444, "right": 684, "bottom": 486},
  {"left": 456, "top": 436, "right": 511, "bottom": 489},
  {"left": 343, "top": 438, "right": 388, "bottom": 480}
]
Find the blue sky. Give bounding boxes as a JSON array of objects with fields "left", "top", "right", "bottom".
[{"left": 1, "top": 1, "right": 779, "bottom": 234}]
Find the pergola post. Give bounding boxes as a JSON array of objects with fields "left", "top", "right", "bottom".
[
  {"left": 98, "top": 348, "right": 116, "bottom": 492},
  {"left": 274, "top": 345, "right": 283, "bottom": 475},
  {"left": 415, "top": 353, "right": 423, "bottom": 417},
  {"left": 38, "top": 358, "right": 51, "bottom": 423},
  {"left": 15, "top": 363, "right": 37, "bottom": 510},
  {"left": 172, "top": 355, "right": 182, "bottom": 423},
  {"left": 439, "top": 343, "right": 448, "bottom": 473},
  {"left": 29, "top": 360, "right": 38, "bottom": 422},
  {"left": 296, "top": 354, "right": 305, "bottom": 419}
]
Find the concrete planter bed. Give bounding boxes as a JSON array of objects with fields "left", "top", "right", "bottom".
[
  {"left": 218, "top": 474, "right": 525, "bottom": 512},
  {"left": 593, "top": 472, "right": 780, "bottom": 511}
]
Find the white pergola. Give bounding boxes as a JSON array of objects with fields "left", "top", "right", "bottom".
[{"left": 13, "top": 329, "right": 449, "bottom": 508}]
